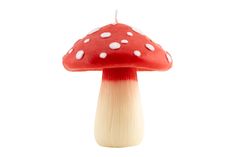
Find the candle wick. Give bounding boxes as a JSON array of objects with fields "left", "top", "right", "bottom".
[{"left": 115, "top": 10, "right": 118, "bottom": 24}]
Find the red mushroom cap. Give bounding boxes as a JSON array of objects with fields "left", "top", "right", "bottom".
[{"left": 63, "top": 23, "right": 172, "bottom": 71}]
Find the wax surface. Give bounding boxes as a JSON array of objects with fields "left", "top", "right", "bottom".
[
  {"left": 63, "top": 23, "right": 172, "bottom": 71},
  {"left": 102, "top": 68, "right": 137, "bottom": 81}
]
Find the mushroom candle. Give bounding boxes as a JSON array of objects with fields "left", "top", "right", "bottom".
[{"left": 63, "top": 22, "right": 172, "bottom": 147}]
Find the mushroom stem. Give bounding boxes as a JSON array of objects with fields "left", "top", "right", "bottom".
[{"left": 95, "top": 68, "right": 144, "bottom": 147}]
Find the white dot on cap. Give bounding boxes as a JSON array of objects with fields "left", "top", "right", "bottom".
[
  {"left": 166, "top": 52, "right": 172, "bottom": 63},
  {"left": 109, "top": 42, "right": 121, "bottom": 50},
  {"left": 132, "top": 27, "right": 143, "bottom": 34},
  {"left": 84, "top": 38, "right": 90, "bottom": 43},
  {"left": 99, "top": 52, "right": 107, "bottom": 59},
  {"left": 100, "top": 32, "right": 111, "bottom": 38},
  {"left": 88, "top": 27, "right": 100, "bottom": 34},
  {"left": 127, "top": 32, "right": 133, "bottom": 36},
  {"left": 145, "top": 43, "right": 155, "bottom": 51},
  {"left": 121, "top": 39, "right": 128, "bottom": 44},
  {"left": 133, "top": 50, "right": 141, "bottom": 57},
  {"left": 76, "top": 50, "right": 84, "bottom": 60},
  {"left": 68, "top": 48, "right": 73, "bottom": 54}
]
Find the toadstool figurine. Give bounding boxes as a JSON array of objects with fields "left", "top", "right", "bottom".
[{"left": 63, "top": 23, "right": 172, "bottom": 147}]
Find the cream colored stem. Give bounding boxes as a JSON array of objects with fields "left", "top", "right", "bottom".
[{"left": 94, "top": 80, "right": 144, "bottom": 147}]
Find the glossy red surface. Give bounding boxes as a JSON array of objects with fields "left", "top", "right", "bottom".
[
  {"left": 102, "top": 68, "right": 137, "bottom": 81},
  {"left": 63, "top": 23, "right": 172, "bottom": 71}
]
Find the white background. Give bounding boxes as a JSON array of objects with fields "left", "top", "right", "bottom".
[{"left": 0, "top": 0, "right": 235, "bottom": 156}]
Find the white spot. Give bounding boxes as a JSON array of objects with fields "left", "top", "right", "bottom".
[
  {"left": 127, "top": 32, "right": 133, "bottom": 36},
  {"left": 132, "top": 27, "right": 143, "bottom": 34},
  {"left": 76, "top": 50, "right": 84, "bottom": 60},
  {"left": 109, "top": 42, "right": 121, "bottom": 50},
  {"left": 100, "top": 32, "right": 111, "bottom": 38},
  {"left": 166, "top": 52, "right": 172, "bottom": 63},
  {"left": 121, "top": 39, "right": 128, "bottom": 44},
  {"left": 145, "top": 43, "right": 155, "bottom": 51},
  {"left": 133, "top": 50, "right": 141, "bottom": 57},
  {"left": 84, "top": 38, "right": 90, "bottom": 43},
  {"left": 99, "top": 52, "right": 107, "bottom": 59},
  {"left": 88, "top": 27, "right": 100, "bottom": 34},
  {"left": 68, "top": 48, "right": 73, "bottom": 54}
]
